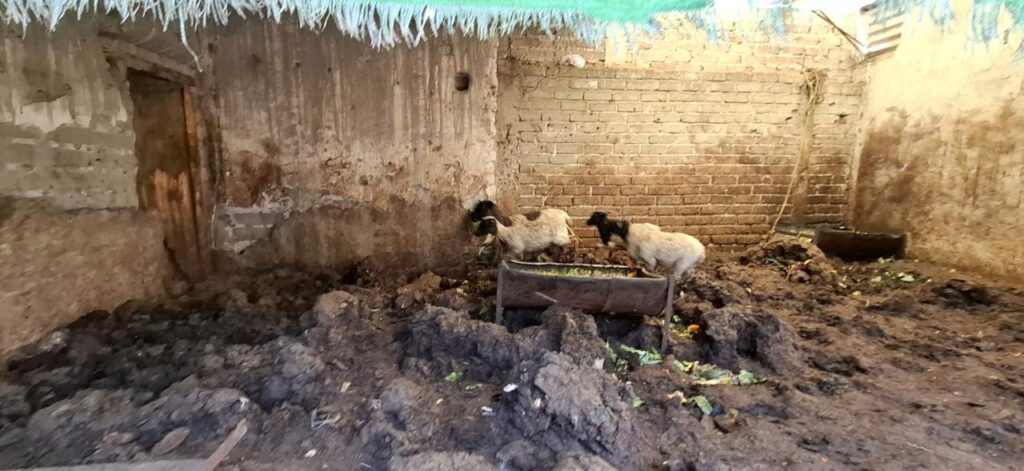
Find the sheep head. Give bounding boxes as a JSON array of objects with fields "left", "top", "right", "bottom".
[
  {"left": 587, "top": 211, "right": 628, "bottom": 247},
  {"left": 469, "top": 200, "right": 497, "bottom": 222},
  {"left": 474, "top": 217, "right": 499, "bottom": 237}
]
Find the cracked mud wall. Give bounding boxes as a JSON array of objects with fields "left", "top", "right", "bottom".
[
  {"left": 0, "top": 21, "right": 174, "bottom": 355},
  {"left": 209, "top": 18, "right": 498, "bottom": 272},
  {"left": 853, "top": 0, "right": 1024, "bottom": 281}
]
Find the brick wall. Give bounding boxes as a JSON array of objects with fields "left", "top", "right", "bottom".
[{"left": 496, "top": 15, "right": 863, "bottom": 251}]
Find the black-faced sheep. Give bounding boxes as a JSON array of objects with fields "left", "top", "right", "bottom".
[
  {"left": 474, "top": 213, "right": 574, "bottom": 260},
  {"left": 470, "top": 200, "right": 576, "bottom": 260},
  {"left": 586, "top": 211, "right": 705, "bottom": 279},
  {"left": 587, "top": 211, "right": 706, "bottom": 351}
]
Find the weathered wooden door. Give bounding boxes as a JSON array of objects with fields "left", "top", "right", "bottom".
[{"left": 128, "top": 70, "right": 203, "bottom": 280}]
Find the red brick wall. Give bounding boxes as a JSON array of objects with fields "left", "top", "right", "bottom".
[{"left": 496, "top": 17, "right": 863, "bottom": 251}]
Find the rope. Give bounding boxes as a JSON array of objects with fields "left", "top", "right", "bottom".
[{"left": 768, "top": 67, "right": 825, "bottom": 236}]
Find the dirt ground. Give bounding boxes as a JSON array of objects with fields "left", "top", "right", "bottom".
[{"left": 1, "top": 238, "right": 1022, "bottom": 470}]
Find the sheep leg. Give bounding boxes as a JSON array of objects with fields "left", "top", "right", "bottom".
[
  {"left": 566, "top": 226, "right": 581, "bottom": 252},
  {"left": 661, "top": 274, "right": 678, "bottom": 353}
]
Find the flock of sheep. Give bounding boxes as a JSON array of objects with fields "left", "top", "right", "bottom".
[
  {"left": 468, "top": 200, "right": 706, "bottom": 282},
  {"left": 468, "top": 200, "right": 707, "bottom": 351}
]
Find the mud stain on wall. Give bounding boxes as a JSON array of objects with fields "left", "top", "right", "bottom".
[
  {"left": 855, "top": 102, "right": 1024, "bottom": 281},
  {"left": 209, "top": 17, "right": 498, "bottom": 272}
]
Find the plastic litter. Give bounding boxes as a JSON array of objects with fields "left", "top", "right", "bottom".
[{"left": 560, "top": 54, "right": 586, "bottom": 68}]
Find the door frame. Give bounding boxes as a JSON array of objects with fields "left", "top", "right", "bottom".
[{"left": 102, "top": 37, "right": 215, "bottom": 278}]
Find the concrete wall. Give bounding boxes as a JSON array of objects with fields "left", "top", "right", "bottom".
[
  {"left": 853, "top": 0, "right": 1024, "bottom": 281},
  {"left": 208, "top": 19, "right": 498, "bottom": 272},
  {"left": 0, "top": 22, "right": 173, "bottom": 355},
  {"left": 497, "top": 15, "right": 863, "bottom": 251}
]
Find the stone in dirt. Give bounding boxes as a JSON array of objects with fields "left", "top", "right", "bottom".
[
  {"left": 738, "top": 238, "right": 839, "bottom": 285},
  {"left": 0, "top": 381, "right": 30, "bottom": 425},
  {"left": 926, "top": 279, "right": 998, "bottom": 308},
  {"left": 551, "top": 451, "right": 618, "bottom": 471},
  {"left": 258, "top": 375, "right": 292, "bottom": 408},
  {"left": 278, "top": 342, "right": 325, "bottom": 380},
  {"left": 151, "top": 427, "right": 190, "bottom": 455},
  {"left": 703, "top": 306, "right": 802, "bottom": 373},
  {"left": 406, "top": 305, "right": 607, "bottom": 380},
  {"left": 311, "top": 289, "right": 359, "bottom": 322},
  {"left": 406, "top": 306, "right": 521, "bottom": 379},
  {"left": 496, "top": 439, "right": 553, "bottom": 470},
  {"left": 395, "top": 271, "right": 443, "bottom": 309},
  {"left": 391, "top": 451, "right": 500, "bottom": 471},
  {"left": 506, "top": 352, "right": 641, "bottom": 468}
]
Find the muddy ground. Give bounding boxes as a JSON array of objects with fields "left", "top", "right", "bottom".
[{"left": 1, "top": 238, "right": 1022, "bottom": 470}]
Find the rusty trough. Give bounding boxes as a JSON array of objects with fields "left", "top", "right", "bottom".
[{"left": 495, "top": 260, "right": 675, "bottom": 349}]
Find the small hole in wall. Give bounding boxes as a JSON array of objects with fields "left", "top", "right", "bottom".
[{"left": 454, "top": 72, "right": 471, "bottom": 92}]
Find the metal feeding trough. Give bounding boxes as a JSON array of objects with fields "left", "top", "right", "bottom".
[
  {"left": 814, "top": 227, "right": 907, "bottom": 261},
  {"left": 494, "top": 260, "right": 673, "bottom": 325}
]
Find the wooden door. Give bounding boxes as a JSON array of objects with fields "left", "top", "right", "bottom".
[{"left": 128, "top": 70, "right": 203, "bottom": 280}]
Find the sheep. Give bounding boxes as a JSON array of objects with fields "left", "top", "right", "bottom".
[
  {"left": 474, "top": 212, "right": 574, "bottom": 260},
  {"left": 469, "top": 200, "right": 543, "bottom": 226},
  {"left": 586, "top": 211, "right": 705, "bottom": 279},
  {"left": 469, "top": 200, "right": 577, "bottom": 259},
  {"left": 587, "top": 211, "right": 706, "bottom": 351}
]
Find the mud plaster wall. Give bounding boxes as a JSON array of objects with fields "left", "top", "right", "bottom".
[
  {"left": 210, "top": 18, "right": 497, "bottom": 271},
  {"left": 0, "top": 198, "right": 173, "bottom": 356},
  {"left": 0, "top": 22, "right": 174, "bottom": 355},
  {"left": 496, "top": 14, "right": 863, "bottom": 251},
  {"left": 853, "top": 0, "right": 1024, "bottom": 281}
]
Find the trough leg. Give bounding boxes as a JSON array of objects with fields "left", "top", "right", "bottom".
[
  {"left": 495, "top": 265, "right": 504, "bottom": 326},
  {"left": 661, "top": 277, "right": 676, "bottom": 353}
]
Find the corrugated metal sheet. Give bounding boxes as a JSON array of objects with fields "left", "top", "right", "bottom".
[{"left": 860, "top": 2, "right": 904, "bottom": 57}]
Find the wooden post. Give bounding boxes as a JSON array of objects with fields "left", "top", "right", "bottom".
[
  {"left": 661, "top": 277, "right": 675, "bottom": 353},
  {"left": 495, "top": 262, "right": 505, "bottom": 325}
]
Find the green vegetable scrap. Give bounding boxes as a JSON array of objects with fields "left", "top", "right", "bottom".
[
  {"left": 632, "top": 397, "right": 645, "bottom": 408},
  {"left": 673, "top": 360, "right": 765, "bottom": 386},
  {"left": 444, "top": 371, "right": 463, "bottom": 383},
  {"left": 604, "top": 342, "right": 630, "bottom": 373},
  {"left": 735, "top": 370, "right": 763, "bottom": 386},
  {"left": 691, "top": 395, "right": 714, "bottom": 415},
  {"left": 619, "top": 345, "right": 663, "bottom": 366},
  {"left": 535, "top": 266, "right": 632, "bottom": 279}
]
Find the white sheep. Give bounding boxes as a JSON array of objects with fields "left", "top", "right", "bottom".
[
  {"left": 586, "top": 211, "right": 705, "bottom": 279},
  {"left": 469, "top": 200, "right": 577, "bottom": 259},
  {"left": 474, "top": 212, "right": 574, "bottom": 260},
  {"left": 587, "top": 211, "right": 706, "bottom": 351}
]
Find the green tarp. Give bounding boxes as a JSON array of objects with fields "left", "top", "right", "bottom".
[{"left": 1, "top": 1, "right": 1023, "bottom": 53}]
